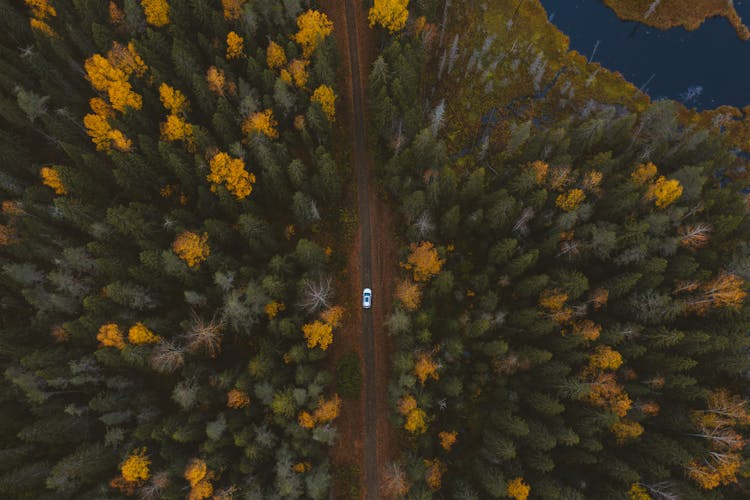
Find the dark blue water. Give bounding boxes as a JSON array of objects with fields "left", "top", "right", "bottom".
[{"left": 539, "top": 0, "right": 750, "bottom": 109}]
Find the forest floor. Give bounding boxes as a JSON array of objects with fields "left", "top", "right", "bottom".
[{"left": 319, "top": 0, "right": 397, "bottom": 498}]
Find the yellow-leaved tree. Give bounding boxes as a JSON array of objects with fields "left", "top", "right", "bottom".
[
  {"left": 438, "top": 431, "right": 457, "bottom": 451},
  {"left": 24, "top": 0, "right": 56, "bottom": 36},
  {"left": 301, "top": 321, "right": 333, "bottom": 350},
  {"left": 368, "top": 0, "right": 409, "bottom": 33},
  {"left": 207, "top": 151, "right": 256, "bottom": 199},
  {"left": 160, "top": 114, "right": 193, "bottom": 142},
  {"left": 159, "top": 83, "right": 188, "bottom": 114},
  {"left": 555, "top": 188, "right": 585, "bottom": 211},
  {"left": 507, "top": 477, "right": 531, "bottom": 500},
  {"left": 293, "top": 10, "right": 333, "bottom": 58},
  {"left": 221, "top": 0, "right": 246, "bottom": 20},
  {"left": 184, "top": 458, "right": 214, "bottom": 499},
  {"left": 626, "top": 483, "right": 651, "bottom": 500},
  {"left": 312, "top": 84, "right": 336, "bottom": 122},
  {"left": 172, "top": 231, "right": 210, "bottom": 268},
  {"left": 242, "top": 109, "right": 279, "bottom": 140},
  {"left": 414, "top": 352, "right": 439, "bottom": 384},
  {"left": 97, "top": 323, "right": 125, "bottom": 349},
  {"left": 141, "top": 0, "right": 169, "bottom": 27},
  {"left": 40, "top": 166, "right": 66, "bottom": 195},
  {"left": 120, "top": 448, "right": 150, "bottom": 483},
  {"left": 395, "top": 279, "right": 421, "bottom": 310},
  {"left": 128, "top": 323, "right": 160, "bottom": 344},
  {"left": 646, "top": 175, "right": 683, "bottom": 208},
  {"left": 226, "top": 31, "right": 244, "bottom": 59},
  {"left": 612, "top": 420, "right": 644, "bottom": 444},
  {"left": 266, "top": 41, "right": 287, "bottom": 70}
]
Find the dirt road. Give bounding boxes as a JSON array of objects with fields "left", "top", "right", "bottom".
[{"left": 342, "top": 0, "right": 378, "bottom": 497}]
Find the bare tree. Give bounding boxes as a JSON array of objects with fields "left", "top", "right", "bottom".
[
  {"left": 299, "top": 276, "right": 333, "bottom": 313},
  {"left": 150, "top": 340, "right": 185, "bottom": 374},
  {"left": 185, "top": 311, "right": 224, "bottom": 358},
  {"left": 513, "top": 207, "right": 535, "bottom": 235},
  {"left": 413, "top": 212, "right": 435, "bottom": 239},
  {"left": 138, "top": 471, "right": 170, "bottom": 500},
  {"left": 381, "top": 462, "right": 410, "bottom": 497}
]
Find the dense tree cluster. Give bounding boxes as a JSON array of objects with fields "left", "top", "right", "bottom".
[
  {"left": 370, "top": 2, "right": 750, "bottom": 497},
  {"left": 0, "top": 0, "right": 346, "bottom": 497}
]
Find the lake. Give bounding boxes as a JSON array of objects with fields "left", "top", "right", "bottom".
[{"left": 538, "top": 0, "right": 750, "bottom": 110}]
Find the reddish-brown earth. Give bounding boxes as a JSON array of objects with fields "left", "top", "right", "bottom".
[{"left": 319, "top": 0, "right": 398, "bottom": 498}]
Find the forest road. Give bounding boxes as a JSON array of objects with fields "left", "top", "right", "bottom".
[{"left": 343, "top": 0, "right": 378, "bottom": 498}]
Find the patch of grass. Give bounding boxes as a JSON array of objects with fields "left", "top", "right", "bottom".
[{"left": 336, "top": 351, "right": 363, "bottom": 400}]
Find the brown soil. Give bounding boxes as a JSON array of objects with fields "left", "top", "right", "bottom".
[
  {"left": 369, "top": 190, "right": 398, "bottom": 500},
  {"left": 319, "top": 0, "right": 398, "bottom": 498},
  {"left": 603, "top": 0, "right": 750, "bottom": 40}
]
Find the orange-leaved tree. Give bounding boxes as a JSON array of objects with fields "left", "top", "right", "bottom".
[
  {"left": 221, "top": 0, "right": 246, "bottom": 20},
  {"left": 128, "top": 322, "right": 160, "bottom": 344},
  {"left": 40, "top": 166, "right": 66, "bottom": 195},
  {"left": 414, "top": 352, "right": 439, "bottom": 385},
  {"left": 685, "top": 272, "right": 747, "bottom": 315},
  {"left": 401, "top": 241, "right": 444, "bottom": 281},
  {"left": 242, "top": 109, "right": 279, "bottom": 140},
  {"left": 172, "top": 231, "right": 210, "bottom": 268},
  {"left": 424, "top": 458, "right": 445, "bottom": 490},
  {"left": 438, "top": 431, "right": 457, "bottom": 451},
  {"left": 120, "top": 447, "right": 150, "bottom": 483},
  {"left": 395, "top": 279, "right": 421, "bottom": 310},
  {"left": 506, "top": 477, "right": 530, "bottom": 500},
  {"left": 226, "top": 31, "right": 244, "bottom": 59},
  {"left": 98, "top": 323, "right": 125, "bottom": 349},
  {"left": 227, "top": 389, "right": 250, "bottom": 409}
]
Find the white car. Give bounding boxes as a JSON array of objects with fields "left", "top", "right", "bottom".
[{"left": 362, "top": 288, "right": 372, "bottom": 309}]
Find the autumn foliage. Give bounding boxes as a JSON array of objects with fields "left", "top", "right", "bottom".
[
  {"left": 40, "top": 166, "right": 66, "bottom": 195},
  {"left": 266, "top": 41, "right": 287, "bottom": 70},
  {"left": 293, "top": 10, "right": 333, "bottom": 58},
  {"left": 226, "top": 31, "right": 244, "bottom": 59},
  {"left": 395, "top": 279, "right": 422, "bottom": 310},
  {"left": 120, "top": 448, "right": 150, "bottom": 483},
  {"left": 128, "top": 322, "right": 160, "bottom": 344},
  {"left": 506, "top": 477, "right": 531, "bottom": 500},
  {"left": 368, "top": 0, "right": 410, "bottom": 33},
  {"left": 172, "top": 231, "right": 210, "bottom": 268},
  {"left": 98, "top": 323, "right": 125, "bottom": 350},
  {"left": 438, "top": 431, "right": 457, "bottom": 451},
  {"left": 207, "top": 152, "right": 256, "bottom": 199},
  {"left": 141, "top": 0, "right": 169, "bottom": 27},
  {"left": 414, "top": 352, "right": 439, "bottom": 384},
  {"left": 221, "top": 0, "right": 246, "bottom": 20},
  {"left": 399, "top": 395, "right": 427, "bottom": 434},
  {"left": 226, "top": 389, "right": 250, "bottom": 409},
  {"left": 312, "top": 84, "right": 336, "bottom": 122},
  {"left": 555, "top": 188, "right": 586, "bottom": 211},
  {"left": 401, "top": 241, "right": 444, "bottom": 281},
  {"left": 242, "top": 109, "right": 279, "bottom": 140}
]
